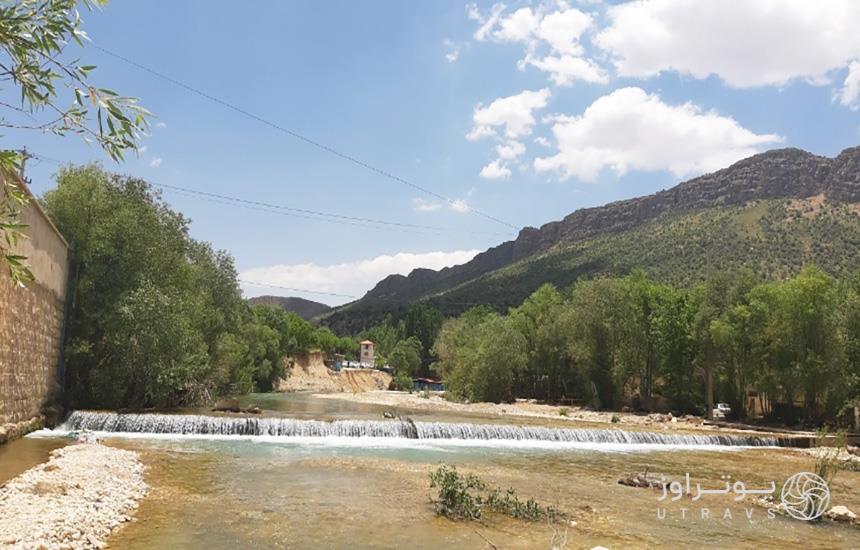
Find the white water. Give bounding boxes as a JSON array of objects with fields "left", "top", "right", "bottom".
[{"left": 43, "top": 411, "right": 783, "bottom": 450}]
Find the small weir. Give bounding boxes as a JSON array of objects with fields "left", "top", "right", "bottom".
[{"left": 62, "top": 411, "right": 787, "bottom": 447}]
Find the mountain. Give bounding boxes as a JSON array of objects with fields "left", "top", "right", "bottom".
[
  {"left": 246, "top": 295, "right": 332, "bottom": 320},
  {"left": 320, "top": 147, "right": 860, "bottom": 333}
]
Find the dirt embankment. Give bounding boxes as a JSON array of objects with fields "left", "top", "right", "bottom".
[{"left": 277, "top": 351, "right": 391, "bottom": 393}]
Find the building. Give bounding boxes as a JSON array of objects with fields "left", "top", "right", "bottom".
[
  {"left": 359, "top": 340, "right": 375, "bottom": 367},
  {"left": 412, "top": 377, "right": 445, "bottom": 392}
]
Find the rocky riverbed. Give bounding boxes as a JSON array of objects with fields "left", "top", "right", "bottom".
[{"left": 0, "top": 440, "right": 147, "bottom": 549}]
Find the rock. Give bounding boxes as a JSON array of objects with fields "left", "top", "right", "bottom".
[
  {"left": 618, "top": 472, "right": 664, "bottom": 489},
  {"left": 591, "top": 546, "right": 610, "bottom": 550},
  {"left": 826, "top": 505, "right": 857, "bottom": 523},
  {"left": 0, "top": 442, "right": 147, "bottom": 549}
]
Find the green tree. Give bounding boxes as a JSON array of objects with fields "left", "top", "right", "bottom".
[{"left": 1, "top": 0, "right": 150, "bottom": 283}]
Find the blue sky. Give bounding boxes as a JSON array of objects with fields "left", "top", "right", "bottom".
[{"left": 7, "top": 1, "right": 860, "bottom": 304}]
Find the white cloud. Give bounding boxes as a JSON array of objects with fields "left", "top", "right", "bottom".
[
  {"left": 240, "top": 249, "right": 481, "bottom": 306},
  {"left": 155, "top": 122, "right": 167, "bottom": 129},
  {"left": 534, "top": 87, "right": 783, "bottom": 181},
  {"left": 496, "top": 140, "right": 525, "bottom": 160},
  {"left": 138, "top": 145, "right": 148, "bottom": 153},
  {"left": 450, "top": 199, "right": 471, "bottom": 213},
  {"left": 494, "top": 7, "right": 540, "bottom": 43},
  {"left": 536, "top": 7, "right": 593, "bottom": 56},
  {"left": 412, "top": 198, "right": 442, "bottom": 212},
  {"left": 467, "top": 88, "right": 550, "bottom": 141},
  {"left": 149, "top": 157, "right": 163, "bottom": 168},
  {"left": 470, "top": 3, "right": 601, "bottom": 86},
  {"left": 412, "top": 196, "right": 472, "bottom": 214},
  {"left": 444, "top": 39, "right": 461, "bottom": 63},
  {"left": 596, "top": 0, "right": 860, "bottom": 88},
  {"left": 837, "top": 62, "right": 860, "bottom": 110},
  {"left": 471, "top": 2, "right": 506, "bottom": 41},
  {"left": 480, "top": 159, "right": 512, "bottom": 180},
  {"left": 534, "top": 136, "right": 551, "bottom": 147},
  {"left": 525, "top": 54, "right": 608, "bottom": 86}
]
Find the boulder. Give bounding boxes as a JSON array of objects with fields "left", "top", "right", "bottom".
[{"left": 826, "top": 505, "right": 857, "bottom": 523}]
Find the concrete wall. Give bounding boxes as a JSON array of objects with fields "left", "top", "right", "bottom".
[{"left": 0, "top": 172, "right": 69, "bottom": 442}]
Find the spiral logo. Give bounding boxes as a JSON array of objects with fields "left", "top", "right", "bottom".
[{"left": 780, "top": 472, "right": 830, "bottom": 521}]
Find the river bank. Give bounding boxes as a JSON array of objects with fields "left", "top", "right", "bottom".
[
  {"left": 313, "top": 390, "right": 735, "bottom": 431},
  {"left": 0, "top": 440, "right": 147, "bottom": 549}
]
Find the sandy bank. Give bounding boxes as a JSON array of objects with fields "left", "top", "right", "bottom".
[
  {"left": 314, "top": 391, "right": 784, "bottom": 436},
  {"left": 0, "top": 441, "right": 147, "bottom": 549},
  {"left": 278, "top": 351, "right": 391, "bottom": 393}
]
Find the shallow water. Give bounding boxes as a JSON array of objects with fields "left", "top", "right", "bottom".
[
  {"left": 12, "top": 393, "right": 860, "bottom": 548},
  {"left": 0, "top": 436, "right": 66, "bottom": 484}
]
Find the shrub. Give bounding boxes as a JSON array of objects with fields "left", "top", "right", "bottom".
[{"left": 429, "top": 464, "right": 565, "bottom": 522}]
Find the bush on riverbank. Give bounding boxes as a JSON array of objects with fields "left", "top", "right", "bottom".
[{"left": 429, "top": 464, "right": 564, "bottom": 522}]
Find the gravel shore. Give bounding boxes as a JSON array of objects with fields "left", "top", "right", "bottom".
[{"left": 0, "top": 441, "right": 147, "bottom": 549}]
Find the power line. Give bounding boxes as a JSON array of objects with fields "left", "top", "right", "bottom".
[
  {"left": 91, "top": 44, "right": 519, "bottom": 231},
  {"left": 239, "top": 279, "right": 356, "bottom": 299},
  {"left": 30, "top": 153, "right": 512, "bottom": 237}
]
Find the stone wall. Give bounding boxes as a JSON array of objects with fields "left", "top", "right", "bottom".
[{"left": 0, "top": 172, "right": 69, "bottom": 442}]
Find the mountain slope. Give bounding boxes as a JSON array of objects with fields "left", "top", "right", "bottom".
[
  {"left": 320, "top": 147, "right": 860, "bottom": 333},
  {"left": 246, "top": 295, "right": 332, "bottom": 320}
]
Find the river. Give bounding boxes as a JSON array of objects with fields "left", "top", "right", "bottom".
[{"left": 7, "top": 392, "right": 860, "bottom": 548}]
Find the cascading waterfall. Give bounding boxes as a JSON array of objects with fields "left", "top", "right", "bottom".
[{"left": 61, "top": 411, "right": 785, "bottom": 446}]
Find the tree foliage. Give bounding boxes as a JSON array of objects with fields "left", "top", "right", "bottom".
[
  {"left": 1, "top": 0, "right": 150, "bottom": 284},
  {"left": 44, "top": 164, "right": 352, "bottom": 408},
  {"left": 432, "top": 268, "right": 860, "bottom": 425}
]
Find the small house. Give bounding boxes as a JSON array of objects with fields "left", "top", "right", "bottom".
[{"left": 359, "top": 340, "right": 375, "bottom": 367}]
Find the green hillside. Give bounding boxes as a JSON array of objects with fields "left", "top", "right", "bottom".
[
  {"left": 320, "top": 147, "right": 860, "bottom": 333},
  {"left": 431, "top": 197, "right": 860, "bottom": 310}
]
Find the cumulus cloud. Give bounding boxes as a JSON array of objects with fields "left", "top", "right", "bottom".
[
  {"left": 496, "top": 140, "right": 525, "bottom": 160},
  {"left": 450, "top": 199, "right": 471, "bottom": 213},
  {"left": 534, "top": 87, "right": 784, "bottom": 181},
  {"left": 596, "top": 0, "right": 860, "bottom": 88},
  {"left": 837, "top": 62, "right": 860, "bottom": 110},
  {"left": 480, "top": 159, "right": 512, "bottom": 180},
  {"left": 525, "top": 54, "right": 608, "bottom": 86},
  {"left": 240, "top": 249, "right": 481, "bottom": 306},
  {"left": 412, "top": 198, "right": 442, "bottom": 212},
  {"left": 467, "top": 88, "right": 550, "bottom": 141},
  {"left": 413, "top": 196, "right": 473, "bottom": 213},
  {"left": 470, "top": 3, "right": 601, "bottom": 86},
  {"left": 149, "top": 157, "right": 163, "bottom": 168}
]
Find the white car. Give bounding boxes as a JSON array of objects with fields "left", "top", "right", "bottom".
[{"left": 712, "top": 402, "right": 732, "bottom": 418}]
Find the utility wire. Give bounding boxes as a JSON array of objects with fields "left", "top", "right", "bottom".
[
  {"left": 91, "top": 44, "right": 519, "bottom": 231},
  {"left": 30, "top": 153, "right": 511, "bottom": 237},
  {"left": 239, "top": 279, "right": 357, "bottom": 299}
]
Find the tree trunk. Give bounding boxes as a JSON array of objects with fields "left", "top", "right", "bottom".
[{"left": 704, "top": 364, "right": 714, "bottom": 420}]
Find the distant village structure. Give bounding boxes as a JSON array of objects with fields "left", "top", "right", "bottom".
[{"left": 359, "top": 340, "right": 375, "bottom": 367}]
